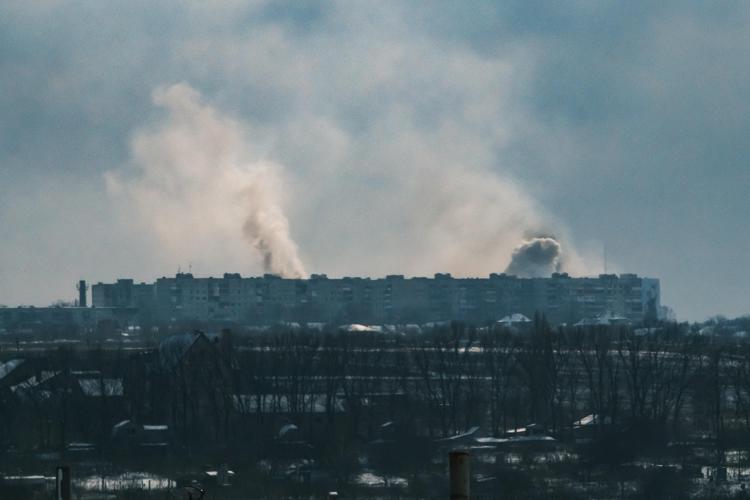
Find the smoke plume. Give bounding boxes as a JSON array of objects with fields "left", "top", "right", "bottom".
[
  {"left": 504, "top": 237, "right": 563, "bottom": 278},
  {"left": 106, "top": 83, "right": 306, "bottom": 278},
  {"left": 241, "top": 168, "right": 306, "bottom": 277}
]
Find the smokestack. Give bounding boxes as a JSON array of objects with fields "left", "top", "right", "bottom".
[{"left": 77, "top": 280, "right": 87, "bottom": 308}]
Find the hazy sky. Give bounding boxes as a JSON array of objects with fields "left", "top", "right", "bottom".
[{"left": 2, "top": 1, "right": 749, "bottom": 321}]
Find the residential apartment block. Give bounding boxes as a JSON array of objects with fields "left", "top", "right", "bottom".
[{"left": 90, "top": 272, "right": 661, "bottom": 326}]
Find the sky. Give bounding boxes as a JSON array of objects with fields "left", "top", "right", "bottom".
[{"left": 1, "top": 1, "right": 749, "bottom": 322}]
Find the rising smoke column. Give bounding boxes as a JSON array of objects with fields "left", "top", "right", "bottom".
[
  {"left": 240, "top": 168, "right": 307, "bottom": 277},
  {"left": 504, "top": 237, "right": 563, "bottom": 277},
  {"left": 106, "top": 83, "right": 306, "bottom": 278}
]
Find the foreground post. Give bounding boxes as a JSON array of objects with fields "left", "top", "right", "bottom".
[
  {"left": 449, "top": 450, "right": 470, "bottom": 500},
  {"left": 328, "top": 492, "right": 338, "bottom": 499},
  {"left": 56, "top": 465, "right": 71, "bottom": 500}
]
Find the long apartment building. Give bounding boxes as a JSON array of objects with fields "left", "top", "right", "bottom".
[{"left": 91, "top": 272, "right": 661, "bottom": 326}]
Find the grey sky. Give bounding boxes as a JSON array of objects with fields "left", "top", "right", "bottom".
[{"left": 1, "top": 1, "right": 748, "bottom": 321}]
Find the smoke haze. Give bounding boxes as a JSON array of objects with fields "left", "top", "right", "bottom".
[
  {"left": 14, "top": 2, "right": 750, "bottom": 319},
  {"left": 106, "top": 81, "right": 584, "bottom": 281}
]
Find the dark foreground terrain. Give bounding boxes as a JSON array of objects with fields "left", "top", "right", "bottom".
[{"left": 3, "top": 317, "right": 750, "bottom": 498}]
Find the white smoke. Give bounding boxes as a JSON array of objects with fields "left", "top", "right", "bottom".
[
  {"left": 101, "top": 9, "right": 597, "bottom": 282},
  {"left": 106, "top": 83, "right": 306, "bottom": 278},
  {"left": 240, "top": 168, "right": 306, "bottom": 277},
  {"left": 105, "top": 81, "right": 587, "bottom": 281}
]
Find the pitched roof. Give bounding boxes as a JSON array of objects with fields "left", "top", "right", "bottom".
[
  {"left": 498, "top": 313, "right": 532, "bottom": 324},
  {"left": 158, "top": 331, "right": 217, "bottom": 370},
  {"left": 0, "top": 359, "right": 25, "bottom": 382}
]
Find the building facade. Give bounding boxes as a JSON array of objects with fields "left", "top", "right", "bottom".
[{"left": 91, "top": 272, "right": 661, "bottom": 326}]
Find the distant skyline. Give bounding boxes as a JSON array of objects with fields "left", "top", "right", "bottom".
[{"left": 2, "top": 1, "right": 750, "bottom": 322}]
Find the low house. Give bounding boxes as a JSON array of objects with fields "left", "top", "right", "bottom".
[
  {"left": 572, "top": 413, "right": 615, "bottom": 443},
  {"left": 7, "top": 369, "right": 126, "bottom": 446},
  {"left": 112, "top": 419, "right": 171, "bottom": 452},
  {"left": 155, "top": 331, "right": 233, "bottom": 445},
  {"left": 73, "top": 374, "right": 126, "bottom": 435},
  {"left": 474, "top": 423, "right": 558, "bottom": 448},
  {"left": 232, "top": 393, "right": 346, "bottom": 446}
]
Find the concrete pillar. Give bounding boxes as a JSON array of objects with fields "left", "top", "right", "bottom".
[
  {"left": 56, "top": 465, "right": 71, "bottom": 500},
  {"left": 449, "top": 450, "right": 470, "bottom": 500}
]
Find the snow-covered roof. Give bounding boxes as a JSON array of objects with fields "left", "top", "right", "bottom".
[
  {"left": 437, "top": 426, "right": 480, "bottom": 442},
  {"left": 574, "top": 414, "right": 596, "bottom": 427},
  {"left": 112, "top": 420, "right": 169, "bottom": 439},
  {"left": 113, "top": 419, "right": 134, "bottom": 431},
  {"left": 338, "top": 324, "right": 383, "bottom": 333},
  {"left": 142, "top": 424, "right": 168, "bottom": 432},
  {"left": 78, "top": 378, "right": 124, "bottom": 397},
  {"left": 574, "top": 312, "right": 630, "bottom": 327},
  {"left": 498, "top": 313, "right": 532, "bottom": 324},
  {"left": 573, "top": 413, "right": 612, "bottom": 427},
  {"left": 11, "top": 371, "right": 59, "bottom": 393},
  {"left": 0, "top": 359, "right": 24, "bottom": 382},
  {"left": 475, "top": 435, "right": 556, "bottom": 444},
  {"left": 232, "top": 394, "right": 345, "bottom": 414},
  {"left": 278, "top": 423, "right": 299, "bottom": 438}
]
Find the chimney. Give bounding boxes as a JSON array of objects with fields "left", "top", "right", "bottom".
[{"left": 78, "top": 280, "right": 87, "bottom": 308}]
